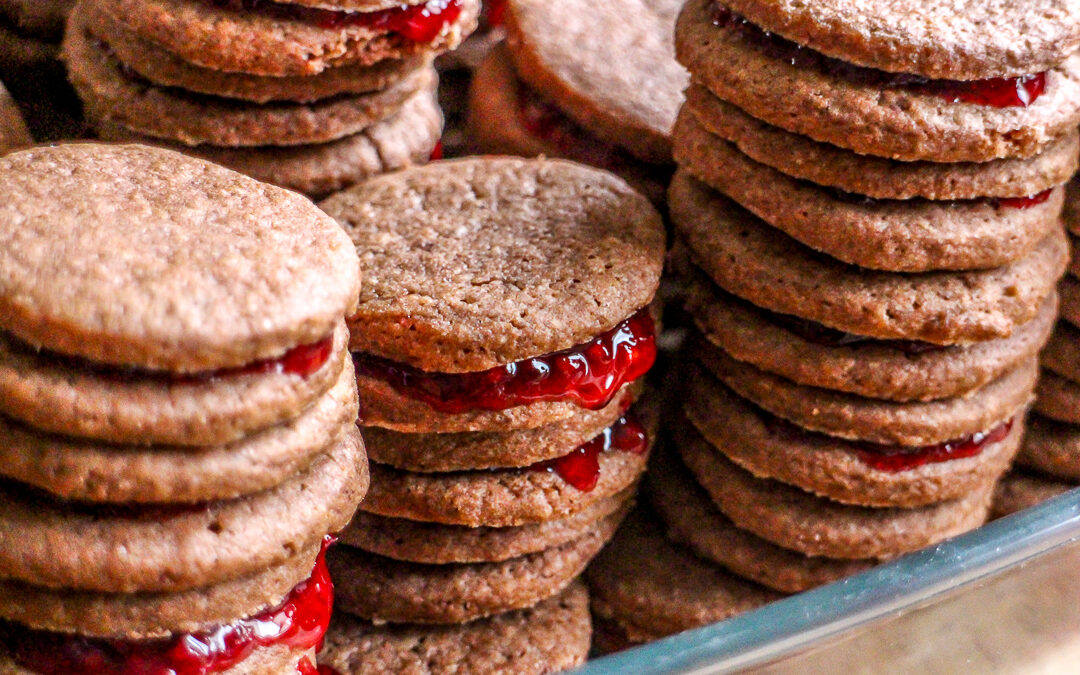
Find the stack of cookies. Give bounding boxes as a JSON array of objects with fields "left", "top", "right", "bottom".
[
  {"left": 315, "top": 157, "right": 665, "bottom": 673},
  {"left": 63, "top": 0, "right": 481, "bottom": 198},
  {"left": 0, "top": 144, "right": 368, "bottom": 673},
  {"left": 592, "top": 0, "right": 1079, "bottom": 649},
  {"left": 997, "top": 176, "right": 1080, "bottom": 517},
  {"left": 467, "top": 0, "right": 687, "bottom": 204}
]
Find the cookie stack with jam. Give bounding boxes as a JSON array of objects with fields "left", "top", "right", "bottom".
[
  {"left": 62, "top": 0, "right": 480, "bottom": 199},
  {"left": 466, "top": 0, "right": 688, "bottom": 204},
  {"left": 315, "top": 157, "right": 665, "bottom": 673},
  {"left": 590, "top": 0, "right": 1080, "bottom": 649},
  {"left": 0, "top": 143, "right": 368, "bottom": 674},
  {"left": 996, "top": 176, "right": 1080, "bottom": 517}
]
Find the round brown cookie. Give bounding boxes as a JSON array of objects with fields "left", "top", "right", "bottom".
[
  {"left": 586, "top": 509, "right": 780, "bottom": 642},
  {"left": 330, "top": 516, "right": 619, "bottom": 624},
  {"left": 319, "top": 581, "right": 590, "bottom": 675},
  {"left": 0, "top": 322, "right": 347, "bottom": 446},
  {"left": 65, "top": 24, "right": 433, "bottom": 148},
  {"left": 1034, "top": 369, "right": 1080, "bottom": 424},
  {"left": 699, "top": 345, "right": 1036, "bottom": 447},
  {"left": 360, "top": 401, "right": 655, "bottom": 527},
  {"left": 0, "top": 643, "right": 312, "bottom": 675},
  {"left": 648, "top": 453, "right": 874, "bottom": 593},
  {"left": 991, "top": 470, "right": 1075, "bottom": 519},
  {"left": 0, "top": 545, "right": 319, "bottom": 638},
  {"left": 1065, "top": 177, "right": 1080, "bottom": 234},
  {"left": 0, "top": 0, "right": 72, "bottom": 39},
  {"left": 98, "top": 85, "right": 441, "bottom": 199},
  {"left": 503, "top": 0, "right": 687, "bottom": 164},
  {"left": 684, "top": 369, "right": 1023, "bottom": 508},
  {"left": 342, "top": 489, "right": 632, "bottom": 564},
  {"left": 1039, "top": 318, "right": 1080, "bottom": 385},
  {"left": 82, "top": 1, "right": 427, "bottom": 103},
  {"left": 718, "top": 0, "right": 1080, "bottom": 80},
  {"left": 466, "top": 44, "right": 669, "bottom": 205},
  {"left": 684, "top": 86, "right": 1080, "bottom": 201},
  {"left": 324, "top": 156, "right": 664, "bottom": 372},
  {"left": 1017, "top": 414, "right": 1080, "bottom": 481},
  {"left": 676, "top": 0, "right": 1080, "bottom": 162},
  {"left": 0, "top": 143, "right": 360, "bottom": 371},
  {"left": 96, "top": 0, "right": 479, "bottom": 76},
  {"left": 685, "top": 269, "right": 1057, "bottom": 402},
  {"left": 674, "top": 119, "right": 1065, "bottom": 272},
  {"left": 0, "top": 80, "right": 30, "bottom": 154},
  {"left": 1058, "top": 274, "right": 1080, "bottom": 328},
  {"left": 0, "top": 427, "right": 367, "bottom": 593},
  {"left": 669, "top": 172, "right": 1068, "bottom": 345},
  {"left": 362, "top": 384, "right": 637, "bottom": 470},
  {"left": 676, "top": 424, "right": 993, "bottom": 559},
  {"left": 0, "top": 354, "right": 358, "bottom": 503}
]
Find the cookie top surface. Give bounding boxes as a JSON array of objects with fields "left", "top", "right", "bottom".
[
  {"left": 718, "top": 0, "right": 1080, "bottom": 79},
  {"left": 322, "top": 157, "right": 665, "bottom": 372},
  {"left": 504, "top": 0, "right": 688, "bottom": 164},
  {"left": 0, "top": 143, "right": 360, "bottom": 371}
]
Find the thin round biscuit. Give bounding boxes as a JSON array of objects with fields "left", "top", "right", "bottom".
[
  {"left": 95, "top": 0, "right": 479, "bottom": 76},
  {"left": 677, "top": 424, "right": 992, "bottom": 559},
  {"left": 684, "top": 369, "right": 1023, "bottom": 508},
  {"left": 1057, "top": 274, "right": 1080, "bottom": 329},
  {"left": 0, "top": 428, "right": 367, "bottom": 592},
  {"left": 0, "top": 143, "right": 360, "bottom": 371},
  {"left": 699, "top": 345, "right": 1036, "bottom": 447},
  {"left": 0, "top": 322, "right": 347, "bottom": 446},
  {"left": 686, "top": 270, "right": 1056, "bottom": 402},
  {"left": 648, "top": 453, "right": 873, "bottom": 593},
  {"left": 1039, "top": 318, "right": 1080, "bottom": 385},
  {"left": 1034, "top": 370, "right": 1080, "bottom": 425},
  {"left": 670, "top": 172, "right": 1068, "bottom": 345},
  {"left": 0, "top": 643, "right": 313, "bottom": 675},
  {"left": 676, "top": 0, "right": 1080, "bottom": 162},
  {"left": 991, "top": 470, "right": 1074, "bottom": 519},
  {"left": 331, "top": 517, "right": 619, "bottom": 624},
  {"left": 674, "top": 121, "right": 1065, "bottom": 272},
  {"left": 1017, "top": 413, "right": 1080, "bottom": 482},
  {"left": 718, "top": 0, "right": 1080, "bottom": 80},
  {"left": 318, "top": 581, "right": 591, "bottom": 675},
  {"left": 503, "top": 0, "right": 687, "bottom": 164},
  {"left": 0, "top": 354, "right": 358, "bottom": 503},
  {"left": 684, "top": 86, "right": 1080, "bottom": 200},
  {"left": 324, "top": 156, "right": 664, "bottom": 372}
]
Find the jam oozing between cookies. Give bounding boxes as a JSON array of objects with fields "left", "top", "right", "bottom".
[
  {"left": 530, "top": 413, "right": 649, "bottom": 491},
  {"left": 6, "top": 536, "right": 336, "bottom": 675},
  {"left": 856, "top": 419, "right": 1014, "bottom": 472},
  {"left": 212, "top": 0, "right": 462, "bottom": 42},
  {"left": 712, "top": 6, "right": 1047, "bottom": 108},
  {"left": 354, "top": 308, "right": 657, "bottom": 413}
]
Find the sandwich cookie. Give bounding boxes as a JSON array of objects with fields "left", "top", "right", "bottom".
[
  {"left": 468, "top": 0, "right": 687, "bottom": 203},
  {"left": 0, "top": 143, "right": 367, "bottom": 674},
  {"left": 992, "top": 470, "right": 1074, "bottom": 519}
]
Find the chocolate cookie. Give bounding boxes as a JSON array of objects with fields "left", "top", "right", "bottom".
[
  {"left": 674, "top": 119, "right": 1065, "bottom": 272},
  {"left": 718, "top": 0, "right": 1080, "bottom": 79},
  {"left": 586, "top": 509, "right": 780, "bottom": 644},
  {"left": 319, "top": 581, "right": 591, "bottom": 675},
  {"left": 324, "top": 156, "right": 664, "bottom": 372},
  {"left": 676, "top": 423, "right": 992, "bottom": 559},
  {"left": 670, "top": 172, "right": 1067, "bottom": 344},
  {"left": 684, "top": 368, "right": 1023, "bottom": 508},
  {"left": 1017, "top": 414, "right": 1080, "bottom": 481},
  {"left": 503, "top": 0, "right": 687, "bottom": 164},
  {"left": 0, "top": 428, "right": 367, "bottom": 593},
  {"left": 331, "top": 517, "right": 619, "bottom": 624},
  {"left": 686, "top": 270, "right": 1056, "bottom": 402},
  {"left": 96, "top": 0, "right": 480, "bottom": 76},
  {"left": 684, "top": 86, "right": 1080, "bottom": 200},
  {"left": 0, "top": 144, "right": 360, "bottom": 371},
  {"left": 649, "top": 453, "right": 873, "bottom": 593},
  {"left": 676, "top": 0, "right": 1080, "bottom": 162},
  {"left": 992, "top": 470, "right": 1074, "bottom": 519}
]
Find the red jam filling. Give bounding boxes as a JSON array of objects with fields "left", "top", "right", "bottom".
[
  {"left": 211, "top": 0, "right": 461, "bottom": 42},
  {"left": 992, "top": 188, "right": 1054, "bottom": 210},
  {"left": 518, "top": 89, "right": 627, "bottom": 171},
  {"left": 429, "top": 139, "right": 444, "bottom": 161},
  {"left": 712, "top": 5, "right": 1046, "bottom": 108},
  {"left": 531, "top": 413, "right": 648, "bottom": 491},
  {"left": 6, "top": 536, "right": 336, "bottom": 675},
  {"left": 354, "top": 308, "right": 656, "bottom": 413},
  {"left": 484, "top": 0, "right": 507, "bottom": 27},
  {"left": 856, "top": 419, "right": 1013, "bottom": 473}
]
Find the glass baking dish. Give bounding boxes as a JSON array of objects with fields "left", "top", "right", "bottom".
[{"left": 575, "top": 488, "right": 1080, "bottom": 673}]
